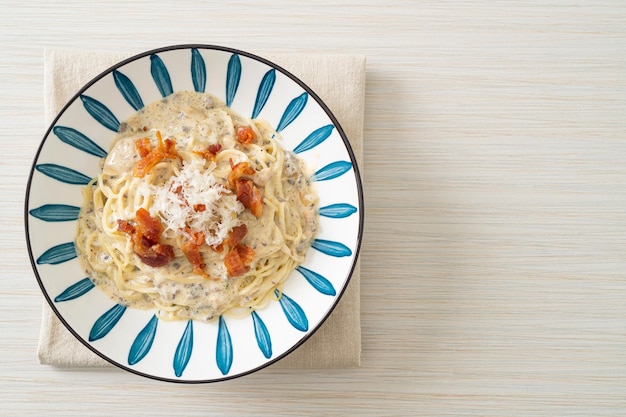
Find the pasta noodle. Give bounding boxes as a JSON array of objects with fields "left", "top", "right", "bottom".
[{"left": 75, "top": 91, "right": 318, "bottom": 322}]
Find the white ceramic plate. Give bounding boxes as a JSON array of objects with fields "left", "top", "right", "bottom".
[{"left": 25, "top": 45, "right": 363, "bottom": 383}]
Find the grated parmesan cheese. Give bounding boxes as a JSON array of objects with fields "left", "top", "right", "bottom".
[{"left": 147, "top": 158, "right": 244, "bottom": 246}]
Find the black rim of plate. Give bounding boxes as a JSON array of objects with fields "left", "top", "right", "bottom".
[{"left": 24, "top": 44, "right": 364, "bottom": 383}]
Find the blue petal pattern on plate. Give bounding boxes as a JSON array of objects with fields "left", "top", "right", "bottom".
[
  {"left": 251, "top": 311, "right": 272, "bottom": 359},
  {"left": 80, "top": 95, "right": 120, "bottom": 132},
  {"left": 216, "top": 316, "right": 233, "bottom": 375},
  {"left": 296, "top": 266, "right": 336, "bottom": 296},
  {"left": 29, "top": 204, "right": 80, "bottom": 222},
  {"left": 319, "top": 203, "right": 358, "bottom": 219},
  {"left": 35, "top": 164, "right": 91, "bottom": 185},
  {"left": 191, "top": 48, "right": 206, "bottom": 93},
  {"left": 275, "top": 290, "right": 308, "bottom": 332},
  {"left": 150, "top": 54, "right": 173, "bottom": 97},
  {"left": 251, "top": 69, "right": 275, "bottom": 118},
  {"left": 311, "top": 239, "right": 353, "bottom": 257},
  {"left": 89, "top": 304, "right": 127, "bottom": 342},
  {"left": 276, "top": 93, "right": 308, "bottom": 132},
  {"left": 36, "top": 242, "right": 76, "bottom": 265},
  {"left": 53, "top": 126, "right": 107, "bottom": 157},
  {"left": 113, "top": 70, "right": 144, "bottom": 111},
  {"left": 226, "top": 54, "right": 241, "bottom": 106},
  {"left": 314, "top": 161, "right": 353, "bottom": 182},
  {"left": 27, "top": 45, "right": 362, "bottom": 383},
  {"left": 173, "top": 320, "right": 193, "bottom": 377},
  {"left": 54, "top": 277, "right": 94, "bottom": 302},
  {"left": 128, "top": 315, "right": 158, "bottom": 365},
  {"left": 293, "top": 125, "right": 334, "bottom": 154}
]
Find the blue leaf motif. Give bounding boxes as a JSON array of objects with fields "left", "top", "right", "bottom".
[
  {"left": 275, "top": 290, "right": 308, "bottom": 332},
  {"left": 191, "top": 48, "right": 206, "bottom": 93},
  {"left": 251, "top": 69, "right": 275, "bottom": 118},
  {"left": 128, "top": 315, "right": 158, "bottom": 365},
  {"left": 251, "top": 311, "right": 272, "bottom": 359},
  {"left": 173, "top": 320, "right": 193, "bottom": 377},
  {"left": 35, "top": 164, "right": 92, "bottom": 185},
  {"left": 226, "top": 54, "right": 241, "bottom": 107},
  {"left": 150, "top": 54, "right": 173, "bottom": 97},
  {"left": 80, "top": 95, "right": 120, "bottom": 132},
  {"left": 216, "top": 316, "right": 233, "bottom": 375},
  {"left": 54, "top": 278, "right": 94, "bottom": 302},
  {"left": 276, "top": 93, "right": 308, "bottom": 132},
  {"left": 36, "top": 242, "right": 76, "bottom": 265},
  {"left": 88, "top": 304, "right": 126, "bottom": 342},
  {"left": 293, "top": 125, "right": 334, "bottom": 154},
  {"left": 311, "top": 239, "right": 352, "bottom": 258},
  {"left": 319, "top": 203, "right": 358, "bottom": 219},
  {"left": 53, "top": 126, "right": 107, "bottom": 157},
  {"left": 313, "top": 161, "right": 352, "bottom": 182},
  {"left": 113, "top": 70, "right": 144, "bottom": 111},
  {"left": 29, "top": 204, "right": 80, "bottom": 222},
  {"left": 296, "top": 266, "right": 336, "bottom": 296}
]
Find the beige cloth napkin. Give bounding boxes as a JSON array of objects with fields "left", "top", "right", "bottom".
[{"left": 37, "top": 47, "right": 364, "bottom": 369}]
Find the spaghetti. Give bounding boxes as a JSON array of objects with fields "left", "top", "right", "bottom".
[{"left": 75, "top": 91, "right": 318, "bottom": 322}]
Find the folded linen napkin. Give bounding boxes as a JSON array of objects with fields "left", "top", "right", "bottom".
[{"left": 37, "top": 47, "right": 364, "bottom": 369}]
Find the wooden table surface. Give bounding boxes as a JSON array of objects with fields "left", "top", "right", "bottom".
[{"left": 2, "top": 1, "right": 626, "bottom": 415}]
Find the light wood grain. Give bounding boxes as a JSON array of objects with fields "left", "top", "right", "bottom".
[{"left": 2, "top": 0, "right": 626, "bottom": 415}]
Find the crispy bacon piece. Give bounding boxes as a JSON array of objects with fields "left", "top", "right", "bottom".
[
  {"left": 223, "top": 224, "right": 255, "bottom": 277},
  {"left": 135, "top": 137, "right": 152, "bottom": 157},
  {"left": 134, "top": 131, "right": 182, "bottom": 178},
  {"left": 236, "top": 126, "right": 256, "bottom": 144},
  {"left": 193, "top": 143, "right": 222, "bottom": 162},
  {"left": 234, "top": 179, "right": 263, "bottom": 218},
  {"left": 209, "top": 143, "right": 222, "bottom": 154},
  {"left": 226, "top": 224, "right": 248, "bottom": 247},
  {"left": 236, "top": 245, "right": 255, "bottom": 266},
  {"left": 228, "top": 160, "right": 255, "bottom": 188},
  {"left": 181, "top": 249, "right": 205, "bottom": 278},
  {"left": 118, "top": 208, "right": 175, "bottom": 268},
  {"left": 179, "top": 228, "right": 209, "bottom": 277},
  {"left": 184, "top": 228, "right": 206, "bottom": 246},
  {"left": 228, "top": 160, "right": 263, "bottom": 217},
  {"left": 116, "top": 219, "right": 135, "bottom": 235},
  {"left": 224, "top": 247, "right": 249, "bottom": 277},
  {"left": 193, "top": 204, "right": 206, "bottom": 212},
  {"left": 134, "top": 207, "right": 162, "bottom": 244},
  {"left": 136, "top": 243, "right": 175, "bottom": 268},
  {"left": 181, "top": 241, "right": 207, "bottom": 277},
  {"left": 224, "top": 245, "right": 255, "bottom": 277}
]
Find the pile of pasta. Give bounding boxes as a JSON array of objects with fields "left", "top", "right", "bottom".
[{"left": 75, "top": 91, "right": 318, "bottom": 322}]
